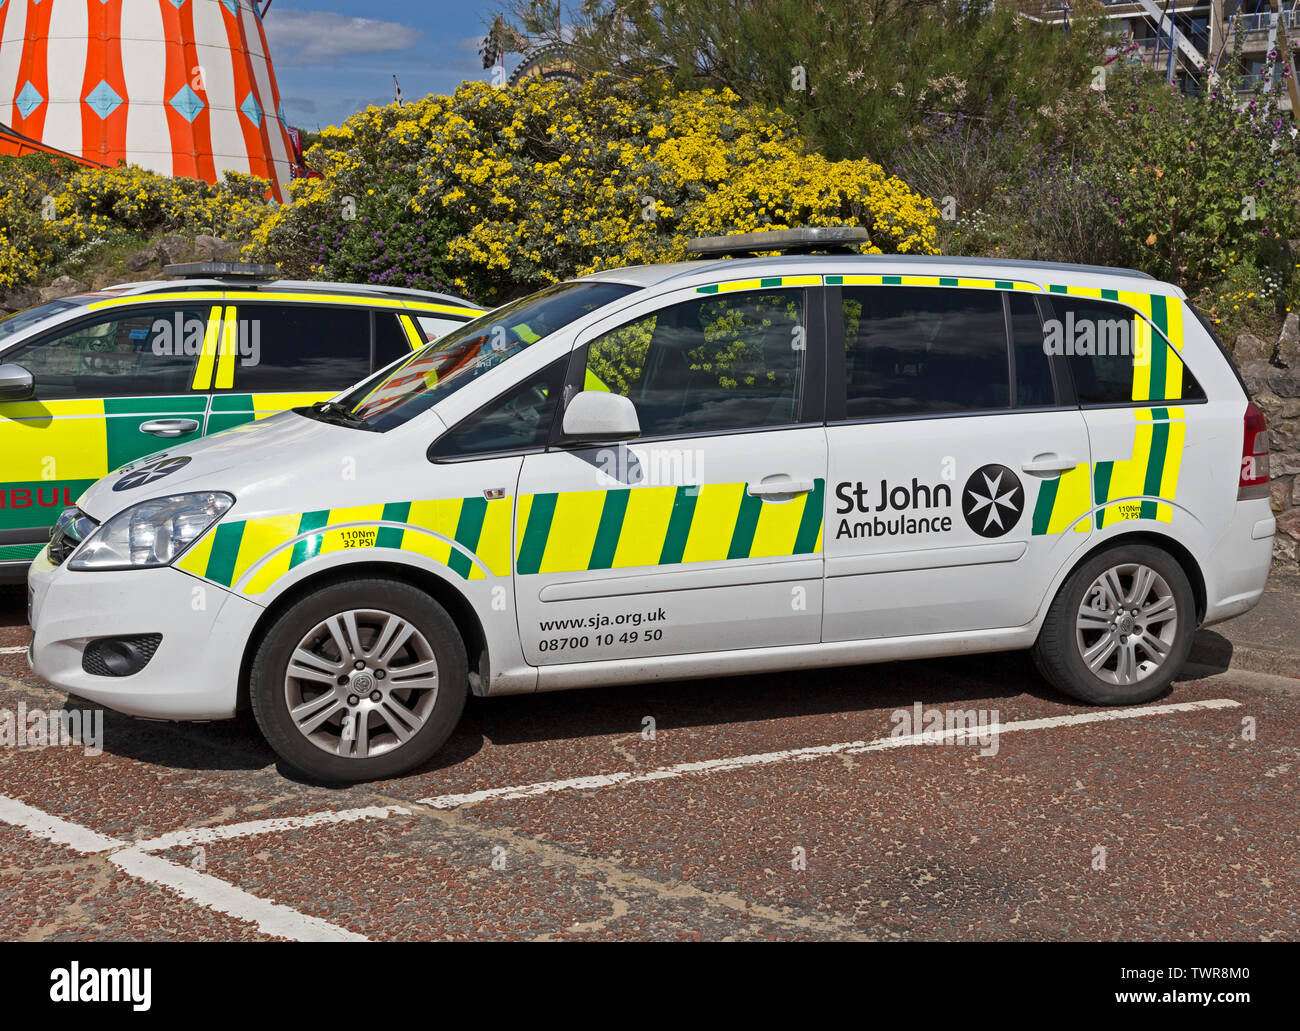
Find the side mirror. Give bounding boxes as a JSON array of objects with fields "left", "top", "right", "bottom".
[
  {"left": 562, "top": 390, "right": 640, "bottom": 442},
  {"left": 0, "top": 364, "right": 34, "bottom": 402}
]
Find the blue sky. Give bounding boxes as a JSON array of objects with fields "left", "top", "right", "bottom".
[{"left": 262, "top": 0, "right": 517, "bottom": 129}]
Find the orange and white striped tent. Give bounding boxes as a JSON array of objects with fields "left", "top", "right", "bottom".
[{"left": 0, "top": 0, "right": 296, "bottom": 198}]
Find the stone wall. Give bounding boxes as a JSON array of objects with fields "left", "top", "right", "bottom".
[{"left": 1235, "top": 312, "right": 1300, "bottom": 567}]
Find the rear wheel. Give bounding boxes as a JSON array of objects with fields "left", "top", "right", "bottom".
[
  {"left": 1032, "top": 544, "right": 1195, "bottom": 705},
  {"left": 250, "top": 579, "right": 467, "bottom": 783}
]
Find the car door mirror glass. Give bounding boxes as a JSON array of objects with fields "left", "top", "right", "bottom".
[{"left": 562, "top": 390, "right": 640, "bottom": 441}]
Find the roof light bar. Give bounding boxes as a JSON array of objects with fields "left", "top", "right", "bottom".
[
  {"left": 686, "top": 226, "right": 870, "bottom": 258},
  {"left": 164, "top": 261, "right": 281, "bottom": 280}
]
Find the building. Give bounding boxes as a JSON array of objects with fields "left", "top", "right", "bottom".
[{"left": 1023, "top": 1, "right": 1300, "bottom": 111}]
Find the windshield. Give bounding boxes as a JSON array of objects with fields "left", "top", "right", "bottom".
[
  {"left": 0, "top": 299, "right": 83, "bottom": 348},
  {"left": 328, "top": 280, "right": 637, "bottom": 432}
]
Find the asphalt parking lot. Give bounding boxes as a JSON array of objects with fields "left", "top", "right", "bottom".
[{"left": 1, "top": 583, "right": 1296, "bottom": 942}]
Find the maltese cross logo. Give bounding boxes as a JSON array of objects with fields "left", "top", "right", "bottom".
[{"left": 961, "top": 464, "right": 1024, "bottom": 538}]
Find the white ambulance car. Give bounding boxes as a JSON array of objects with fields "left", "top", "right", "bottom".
[{"left": 25, "top": 229, "right": 1275, "bottom": 782}]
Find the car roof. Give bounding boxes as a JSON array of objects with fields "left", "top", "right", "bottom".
[
  {"left": 578, "top": 253, "right": 1174, "bottom": 295},
  {"left": 91, "top": 278, "right": 482, "bottom": 309}
]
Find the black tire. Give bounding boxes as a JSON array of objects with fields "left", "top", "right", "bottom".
[
  {"left": 1032, "top": 543, "right": 1196, "bottom": 706},
  {"left": 250, "top": 578, "right": 468, "bottom": 784}
]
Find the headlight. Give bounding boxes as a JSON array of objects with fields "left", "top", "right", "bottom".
[{"left": 69, "top": 492, "right": 234, "bottom": 571}]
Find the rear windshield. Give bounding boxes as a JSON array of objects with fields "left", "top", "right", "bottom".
[{"left": 332, "top": 281, "right": 637, "bottom": 432}]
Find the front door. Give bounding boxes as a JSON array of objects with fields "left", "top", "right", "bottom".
[
  {"left": 513, "top": 281, "right": 827, "bottom": 665},
  {"left": 0, "top": 303, "right": 209, "bottom": 564}
]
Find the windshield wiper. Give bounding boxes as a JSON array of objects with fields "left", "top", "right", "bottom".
[{"left": 295, "top": 400, "right": 376, "bottom": 431}]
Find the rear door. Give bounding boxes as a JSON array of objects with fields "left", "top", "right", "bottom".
[
  {"left": 0, "top": 302, "right": 210, "bottom": 562},
  {"left": 513, "top": 280, "right": 828, "bottom": 665},
  {"left": 822, "top": 279, "right": 1093, "bottom": 641}
]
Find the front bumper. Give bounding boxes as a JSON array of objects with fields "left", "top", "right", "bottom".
[{"left": 26, "top": 549, "right": 265, "bottom": 720}]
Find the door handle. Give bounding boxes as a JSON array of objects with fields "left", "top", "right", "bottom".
[
  {"left": 748, "top": 477, "right": 815, "bottom": 498},
  {"left": 1021, "top": 453, "right": 1079, "bottom": 476},
  {"left": 140, "top": 418, "right": 200, "bottom": 438}
]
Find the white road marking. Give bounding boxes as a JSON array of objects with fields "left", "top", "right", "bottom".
[
  {"left": 108, "top": 849, "right": 367, "bottom": 942},
  {"left": 0, "top": 794, "right": 368, "bottom": 942},
  {"left": 0, "top": 646, "right": 28, "bottom": 655},
  {"left": 0, "top": 794, "right": 120, "bottom": 853},
  {"left": 132, "top": 805, "right": 411, "bottom": 853},
  {"left": 418, "top": 698, "right": 1242, "bottom": 810}
]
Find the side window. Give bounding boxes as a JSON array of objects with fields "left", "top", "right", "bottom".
[
  {"left": 231, "top": 305, "right": 371, "bottom": 393},
  {"left": 1007, "top": 293, "right": 1058, "bottom": 408},
  {"left": 840, "top": 287, "right": 1010, "bottom": 419},
  {"left": 417, "top": 315, "right": 472, "bottom": 342},
  {"left": 374, "top": 313, "right": 412, "bottom": 370},
  {"left": 5, "top": 305, "right": 207, "bottom": 400},
  {"left": 429, "top": 358, "right": 566, "bottom": 459},
  {"left": 582, "top": 289, "right": 805, "bottom": 438},
  {"left": 1047, "top": 298, "right": 1205, "bottom": 405}
]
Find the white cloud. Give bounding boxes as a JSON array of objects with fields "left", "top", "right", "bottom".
[
  {"left": 263, "top": 8, "right": 426, "bottom": 66},
  {"left": 280, "top": 96, "right": 317, "bottom": 115}
]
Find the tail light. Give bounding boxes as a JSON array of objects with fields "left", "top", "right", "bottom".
[{"left": 1238, "top": 402, "right": 1270, "bottom": 500}]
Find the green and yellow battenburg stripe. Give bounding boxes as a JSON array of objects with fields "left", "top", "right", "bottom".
[
  {"left": 824, "top": 274, "right": 1041, "bottom": 291},
  {"left": 515, "top": 480, "right": 824, "bottom": 575},
  {"left": 1092, "top": 407, "right": 1186, "bottom": 527},
  {"left": 1030, "top": 407, "right": 1186, "bottom": 535},
  {"left": 177, "top": 495, "right": 513, "bottom": 593},
  {"left": 1030, "top": 462, "right": 1094, "bottom": 536},
  {"left": 695, "top": 276, "right": 822, "bottom": 294}
]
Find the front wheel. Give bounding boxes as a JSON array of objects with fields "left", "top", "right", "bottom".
[
  {"left": 250, "top": 579, "right": 468, "bottom": 783},
  {"left": 1032, "top": 544, "right": 1195, "bottom": 706}
]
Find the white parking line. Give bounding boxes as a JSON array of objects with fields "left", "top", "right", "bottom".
[
  {"left": 418, "top": 698, "right": 1242, "bottom": 810},
  {"left": 0, "top": 646, "right": 27, "bottom": 655},
  {"left": 131, "top": 805, "right": 411, "bottom": 853},
  {"left": 0, "top": 794, "right": 370, "bottom": 942}
]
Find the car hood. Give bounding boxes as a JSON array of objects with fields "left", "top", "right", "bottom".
[{"left": 76, "top": 409, "right": 446, "bottom": 523}]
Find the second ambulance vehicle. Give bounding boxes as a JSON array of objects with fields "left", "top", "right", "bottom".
[{"left": 26, "top": 229, "right": 1276, "bottom": 782}]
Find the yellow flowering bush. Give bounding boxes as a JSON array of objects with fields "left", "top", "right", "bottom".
[
  {"left": 255, "top": 75, "right": 939, "bottom": 302},
  {"left": 0, "top": 154, "right": 274, "bottom": 293},
  {"left": 0, "top": 156, "right": 57, "bottom": 289},
  {"left": 46, "top": 164, "right": 271, "bottom": 247}
]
